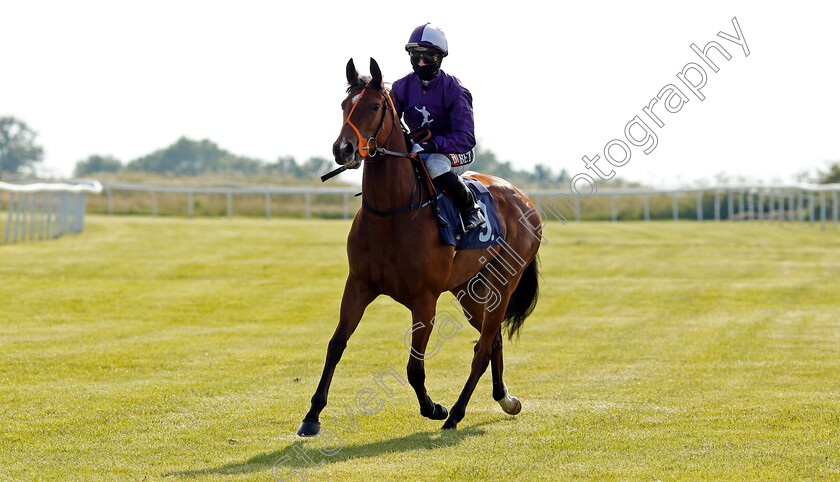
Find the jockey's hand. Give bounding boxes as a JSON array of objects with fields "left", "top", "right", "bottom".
[{"left": 418, "top": 141, "right": 437, "bottom": 153}]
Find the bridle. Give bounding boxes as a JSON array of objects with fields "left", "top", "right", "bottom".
[
  {"left": 342, "top": 82, "right": 444, "bottom": 222},
  {"left": 342, "top": 85, "right": 417, "bottom": 160}
]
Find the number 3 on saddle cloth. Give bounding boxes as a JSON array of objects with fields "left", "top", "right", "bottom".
[{"left": 435, "top": 177, "right": 505, "bottom": 251}]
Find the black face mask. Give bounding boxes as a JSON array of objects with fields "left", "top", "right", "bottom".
[{"left": 411, "top": 60, "right": 440, "bottom": 82}]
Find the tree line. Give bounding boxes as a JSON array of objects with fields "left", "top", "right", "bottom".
[
  {"left": 0, "top": 115, "right": 573, "bottom": 185},
  {"left": 0, "top": 117, "right": 43, "bottom": 175},
  {"left": 3, "top": 115, "right": 840, "bottom": 185},
  {"left": 72, "top": 137, "right": 576, "bottom": 186},
  {"left": 73, "top": 137, "right": 335, "bottom": 181}
]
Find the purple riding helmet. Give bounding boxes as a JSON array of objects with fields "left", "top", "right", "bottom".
[
  {"left": 405, "top": 23, "right": 449, "bottom": 56},
  {"left": 405, "top": 23, "right": 448, "bottom": 82}
]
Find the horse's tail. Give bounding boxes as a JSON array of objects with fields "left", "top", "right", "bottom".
[{"left": 502, "top": 255, "right": 540, "bottom": 340}]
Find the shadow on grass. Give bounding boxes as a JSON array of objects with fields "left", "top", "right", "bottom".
[{"left": 169, "top": 419, "right": 502, "bottom": 478}]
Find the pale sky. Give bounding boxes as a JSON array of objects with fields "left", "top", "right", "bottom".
[{"left": 2, "top": 1, "right": 839, "bottom": 187}]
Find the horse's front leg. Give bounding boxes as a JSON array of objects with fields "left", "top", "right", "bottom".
[
  {"left": 406, "top": 292, "right": 449, "bottom": 421},
  {"left": 297, "top": 274, "right": 377, "bottom": 437}
]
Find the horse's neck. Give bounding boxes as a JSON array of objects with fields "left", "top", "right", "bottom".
[{"left": 361, "top": 131, "right": 417, "bottom": 213}]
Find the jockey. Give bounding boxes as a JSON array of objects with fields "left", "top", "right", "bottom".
[{"left": 391, "top": 23, "right": 487, "bottom": 232}]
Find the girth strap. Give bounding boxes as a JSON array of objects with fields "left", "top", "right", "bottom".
[
  {"left": 361, "top": 160, "right": 446, "bottom": 225},
  {"left": 362, "top": 191, "right": 443, "bottom": 217}
]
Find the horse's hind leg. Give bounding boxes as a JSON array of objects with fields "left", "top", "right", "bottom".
[
  {"left": 490, "top": 331, "right": 521, "bottom": 415},
  {"left": 297, "top": 274, "right": 376, "bottom": 437},
  {"left": 444, "top": 248, "right": 536, "bottom": 429},
  {"left": 453, "top": 277, "right": 520, "bottom": 418},
  {"left": 406, "top": 292, "right": 449, "bottom": 421},
  {"left": 442, "top": 302, "right": 507, "bottom": 430}
]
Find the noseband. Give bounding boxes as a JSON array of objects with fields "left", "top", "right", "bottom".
[
  {"left": 342, "top": 86, "right": 400, "bottom": 159},
  {"left": 342, "top": 84, "right": 443, "bottom": 221}
]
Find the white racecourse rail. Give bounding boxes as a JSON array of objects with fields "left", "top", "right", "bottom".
[
  {"left": 99, "top": 180, "right": 840, "bottom": 231},
  {"left": 528, "top": 183, "right": 840, "bottom": 231},
  {"left": 100, "top": 180, "right": 359, "bottom": 220},
  {"left": 0, "top": 180, "right": 103, "bottom": 244}
]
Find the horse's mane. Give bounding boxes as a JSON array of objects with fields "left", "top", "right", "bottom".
[
  {"left": 346, "top": 76, "right": 392, "bottom": 94},
  {"left": 346, "top": 75, "right": 372, "bottom": 93}
]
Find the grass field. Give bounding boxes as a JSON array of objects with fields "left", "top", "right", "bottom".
[{"left": 1, "top": 216, "right": 839, "bottom": 480}]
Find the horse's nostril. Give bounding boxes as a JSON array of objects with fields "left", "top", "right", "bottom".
[{"left": 343, "top": 143, "right": 354, "bottom": 155}]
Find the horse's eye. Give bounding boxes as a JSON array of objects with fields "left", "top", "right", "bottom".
[{"left": 371, "top": 103, "right": 381, "bottom": 111}]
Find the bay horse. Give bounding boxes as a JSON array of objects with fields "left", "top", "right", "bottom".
[{"left": 297, "top": 58, "right": 542, "bottom": 435}]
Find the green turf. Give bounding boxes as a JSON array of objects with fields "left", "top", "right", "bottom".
[{"left": 1, "top": 216, "right": 839, "bottom": 480}]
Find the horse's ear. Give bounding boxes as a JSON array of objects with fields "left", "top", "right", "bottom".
[
  {"left": 346, "top": 58, "right": 358, "bottom": 87},
  {"left": 370, "top": 57, "right": 382, "bottom": 88}
]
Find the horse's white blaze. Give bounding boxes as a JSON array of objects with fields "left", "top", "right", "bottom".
[{"left": 351, "top": 93, "right": 361, "bottom": 104}]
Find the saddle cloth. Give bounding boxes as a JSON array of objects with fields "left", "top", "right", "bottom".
[{"left": 435, "top": 177, "right": 505, "bottom": 251}]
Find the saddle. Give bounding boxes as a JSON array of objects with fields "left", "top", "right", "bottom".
[
  {"left": 358, "top": 128, "right": 503, "bottom": 250},
  {"left": 403, "top": 130, "right": 503, "bottom": 250}
]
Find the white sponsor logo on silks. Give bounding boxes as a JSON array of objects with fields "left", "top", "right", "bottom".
[
  {"left": 478, "top": 199, "right": 492, "bottom": 242},
  {"left": 449, "top": 152, "right": 474, "bottom": 166},
  {"left": 414, "top": 106, "right": 434, "bottom": 128}
]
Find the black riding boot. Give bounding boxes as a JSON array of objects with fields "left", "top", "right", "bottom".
[{"left": 433, "top": 171, "right": 487, "bottom": 232}]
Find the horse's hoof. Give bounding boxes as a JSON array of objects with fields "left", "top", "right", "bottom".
[
  {"left": 442, "top": 419, "right": 458, "bottom": 430},
  {"left": 421, "top": 403, "right": 448, "bottom": 420},
  {"left": 497, "top": 383, "right": 522, "bottom": 415},
  {"left": 432, "top": 403, "right": 448, "bottom": 420},
  {"left": 499, "top": 394, "right": 521, "bottom": 415},
  {"left": 296, "top": 421, "right": 321, "bottom": 437},
  {"left": 502, "top": 396, "right": 522, "bottom": 415}
]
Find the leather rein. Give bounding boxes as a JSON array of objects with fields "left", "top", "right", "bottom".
[{"left": 343, "top": 85, "right": 442, "bottom": 219}]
